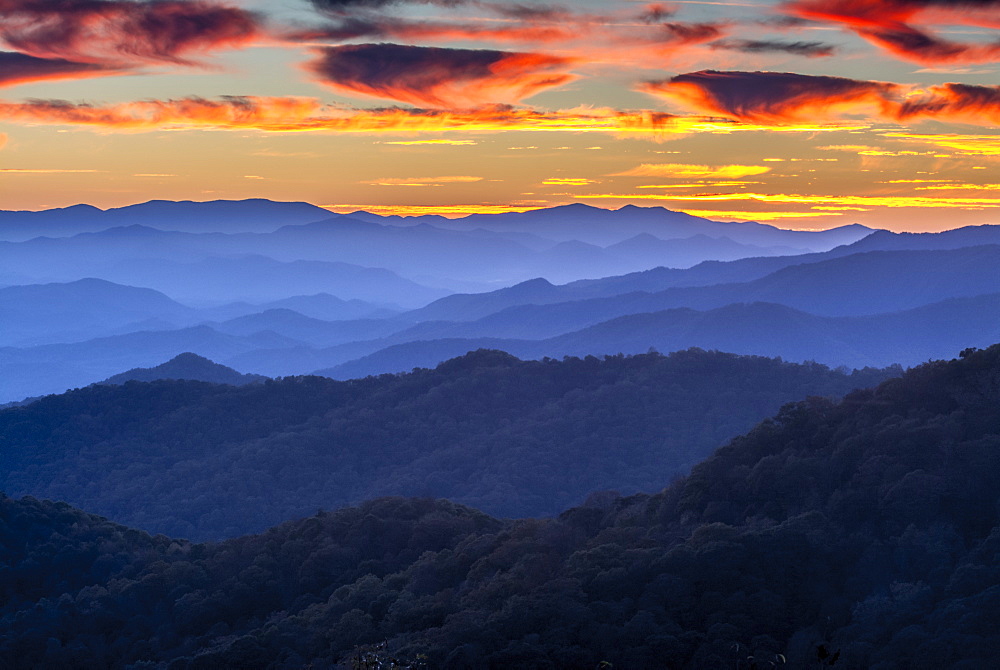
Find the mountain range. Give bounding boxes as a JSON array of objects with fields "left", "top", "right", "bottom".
[
  {"left": 5, "top": 199, "right": 1000, "bottom": 402},
  {"left": 0, "top": 200, "right": 873, "bottom": 293}
]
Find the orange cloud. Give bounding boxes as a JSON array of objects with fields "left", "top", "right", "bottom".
[
  {"left": 637, "top": 181, "right": 762, "bottom": 188},
  {"left": 677, "top": 209, "right": 843, "bottom": 221},
  {"left": 897, "top": 82, "right": 1000, "bottom": 125},
  {"left": 305, "top": 44, "right": 576, "bottom": 107},
  {"left": 322, "top": 202, "right": 551, "bottom": 217},
  {"left": 884, "top": 132, "right": 1000, "bottom": 155},
  {"left": 0, "top": 96, "right": 689, "bottom": 136},
  {"left": 380, "top": 139, "right": 477, "bottom": 145},
  {"left": 612, "top": 162, "right": 771, "bottom": 179},
  {"left": 915, "top": 183, "right": 1000, "bottom": 191},
  {"left": 574, "top": 191, "right": 1000, "bottom": 209},
  {"left": 542, "top": 177, "right": 601, "bottom": 186},
  {"left": 0, "top": 94, "right": 876, "bottom": 139},
  {"left": 361, "top": 175, "right": 484, "bottom": 186}
]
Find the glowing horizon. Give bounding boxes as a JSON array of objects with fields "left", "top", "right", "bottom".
[{"left": 0, "top": 0, "right": 997, "bottom": 233}]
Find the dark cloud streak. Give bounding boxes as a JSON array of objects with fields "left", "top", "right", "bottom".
[
  {"left": 0, "top": 0, "right": 262, "bottom": 66},
  {"left": 644, "top": 69, "right": 900, "bottom": 122},
  {"left": 711, "top": 39, "right": 835, "bottom": 57},
  {"left": 0, "top": 51, "right": 117, "bottom": 87},
  {"left": 305, "top": 43, "right": 575, "bottom": 107},
  {"left": 644, "top": 69, "right": 1000, "bottom": 126}
]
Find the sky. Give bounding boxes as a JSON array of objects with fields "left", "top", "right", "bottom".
[{"left": 0, "top": 0, "right": 997, "bottom": 231}]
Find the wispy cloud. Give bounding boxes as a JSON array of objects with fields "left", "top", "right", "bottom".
[
  {"left": 573, "top": 191, "right": 1000, "bottom": 209},
  {"left": 380, "top": 139, "right": 478, "bottom": 145},
  {"left": 611, "top": 163, "right": 772, "bottom": 179},
  {"left": 0, "top": 96, "right": 680, "bottom": 134},
  {"left": 321, "top": 202, "right": 551, "bottom": 217},
  {"left": 542, "top": 177, "right": 601, "bottom": 186},
  {"left": 677, "top": 209, "right": 843, "bottom": 221},
  {"left": 883, "top": 132, "right": 1000, "bottom": 155},
  {"left": 361, "top": 175, "right": 483, "bottom": 186},
  {"left": 0, "top": 167, "right": 102, "bottom": 173}
]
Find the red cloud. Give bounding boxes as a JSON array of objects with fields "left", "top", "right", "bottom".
[
  {"left": 784, "top": 0, "right": 1000, "bottom": 64},
  {"left": 644, "top": 70, "right": 901, "bottom": 122},
  {"left": 0, "top": 0, "right": 261, "bottom": 66},
  {"left": 305, "top": 43, "right": 576, "bottom": 107}
]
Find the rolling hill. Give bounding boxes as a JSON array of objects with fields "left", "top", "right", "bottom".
[
  {"left": 0, "top": 348, "right": 894, "bottom": 539},
  {"left": 3, "top": 344, "right": 1000, "bottom": 668}
]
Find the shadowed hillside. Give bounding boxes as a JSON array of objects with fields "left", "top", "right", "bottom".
[
  {"left": 2, "top": 344, "right": 999, "bottom": 668},
  {"left": 0, "top": 348, "right": 894, "bottom": 539}
]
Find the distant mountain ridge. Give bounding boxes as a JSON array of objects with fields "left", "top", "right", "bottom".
[
  {"left": 404, "top": 244, "right": 1000, "bottom": 323},
  {"left": 5, "top": 243, "right": 1000, "bottom": 401},
  {"left": 356, "top": 202, "right": 875, "bottom": 249},
  {"left": 0, "top": 278, "right": 197, "bottom": 347},
  {"left": 0, "top": 199, "right": 333, "bottom": 240},
  {"left": 0, "top": 200, "right": 876, "bottom": 290},
  {"left": 313, "top": 291, "right": 1000, "bottom": 378},
  {"left": 8, "top": 199, "right": 1000, "bottom": 406},
  {"left": 0, "top": 325, "right": 290, "bottom": 402}
]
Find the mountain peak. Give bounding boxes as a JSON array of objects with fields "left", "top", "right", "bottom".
[{"left": 99, "top": 353, "right": 267, "bottom": 387}]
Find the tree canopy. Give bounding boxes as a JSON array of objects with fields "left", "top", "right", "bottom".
[{"left": 3, "top": 345, "right": 1000, "bottom": 667}]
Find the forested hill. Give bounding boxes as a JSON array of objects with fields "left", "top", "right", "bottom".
[
  {"left": 0, "top": 349, "right": 895, "bottom": 539},
  {"left": 98, "top": 351, "right": 268, "bottom": 386},
  {"left": 3, "top": 345, "right": 1000, "bottom": 668}
]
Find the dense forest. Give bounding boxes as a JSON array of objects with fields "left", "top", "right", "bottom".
[
  {"left": 2, "top": 344, "right": 1000, "bottom": 668},
  {"left": 0, "top": 349, "right": 894, "bottom": 540}
]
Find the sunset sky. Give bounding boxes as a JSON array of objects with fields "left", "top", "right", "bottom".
[{"left": 0, "top": 0, "right": 998, "bottom": 231}]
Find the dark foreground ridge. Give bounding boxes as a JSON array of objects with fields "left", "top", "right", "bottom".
[
  {"left": 2, "top": 344, "right": 1000, "bottom": 668},
  {"left": 0, "top": 348, "right": 894, "bottom": 539}
]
